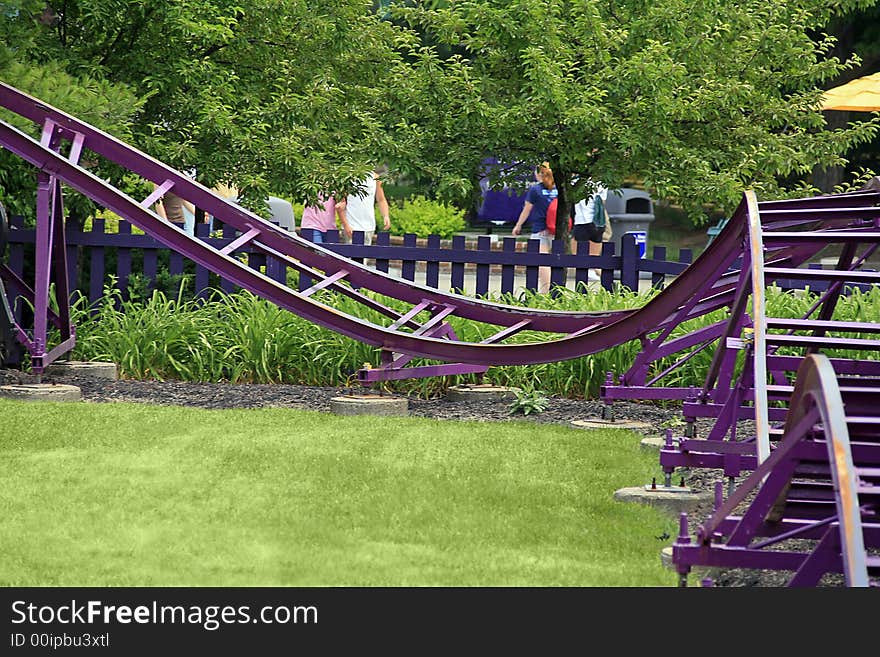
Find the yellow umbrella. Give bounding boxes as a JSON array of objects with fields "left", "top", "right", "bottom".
[{"left": 821, "top": 71, "right": 880, "bottom": 111}]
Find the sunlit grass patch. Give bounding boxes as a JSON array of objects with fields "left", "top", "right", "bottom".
[{"left": 0, "top": 399, "right": 675, "bottom": 586}]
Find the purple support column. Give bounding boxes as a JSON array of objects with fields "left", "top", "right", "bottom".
[{"left": 31, "top": 171, "right": 54, "bottom": 372}]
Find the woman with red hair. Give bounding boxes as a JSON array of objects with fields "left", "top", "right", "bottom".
[{"left": 512, "top": 162, "right": 558, "bottom": 293}]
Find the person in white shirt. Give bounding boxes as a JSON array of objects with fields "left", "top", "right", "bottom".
[
  {"left": 343, "top": 168, "right": 391, "bottom": 246},
  {"left": 571, "top": 182, "right": 608, "bottom": 281}
]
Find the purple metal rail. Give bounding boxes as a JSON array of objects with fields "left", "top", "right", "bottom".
[
  {"left": 0, "top": 81, "right": 804, "bottom": 381},
  {"left": 673, "top": 354, "right": 879, "bottom": 587},
  {"left": 603, "top": 188, "right": 880, "bottom": 486}
]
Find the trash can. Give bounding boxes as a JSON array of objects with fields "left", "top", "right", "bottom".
[{"left": 603, "top": 188, "right": 655, "bottom": 255}]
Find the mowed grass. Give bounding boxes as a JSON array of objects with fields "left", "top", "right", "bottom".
[{"left": 0, "top": 399, "right": 676, "bottom": 587}]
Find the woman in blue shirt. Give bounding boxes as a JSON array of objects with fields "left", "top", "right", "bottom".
[{"left": 512, "top": 162, "right": 558, "bottom": 293}]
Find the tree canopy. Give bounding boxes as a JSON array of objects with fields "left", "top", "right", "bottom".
[
  {"left": 1, "top": 0, "right": 404, "bottom": 216},
  {"left": 390, "top": 0, "right": 880, "bottom": 228}
]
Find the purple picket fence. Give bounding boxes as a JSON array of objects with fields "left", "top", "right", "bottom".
[{"left": 4, "top": 215, "right": 693, "bottom": 307}]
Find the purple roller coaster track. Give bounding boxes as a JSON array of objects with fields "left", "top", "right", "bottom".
[{"left": 0, "top": 82, "right": 877, "bottom": 586}]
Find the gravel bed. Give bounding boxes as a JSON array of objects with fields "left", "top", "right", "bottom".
[{"left": 2, "top": 368, "right": 815, "bottom": 587}]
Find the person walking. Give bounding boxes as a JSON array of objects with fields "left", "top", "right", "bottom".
[
  {"left": 571, "top": 182, "right": 608, "bottom": 282},
  {"left": 153, "top": 184, "right": 197, "bottom": 236},
  {"left": 300, "top": 195, "right": 349, "bottom": 244},
  {"left": 342, "top": 167, "right": 391, "bottom": 246},
  {"left": 512, "top": 162, "right": 558, "bottom": 293}
]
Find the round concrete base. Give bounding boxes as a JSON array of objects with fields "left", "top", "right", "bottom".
[
  {"left": 571, "top": 418, "right": 653, "bottom": 431},
  {"left": 0, "top": 383, "right": 82, "bottom": 402},
  {"left": 446, "top": 384, "right": 521, "bottom": 402},
  {"left": 330, "top": 395, "right": 409, "bottom": 417},
  {"left": 639, "top": 435, "right": 666, "bottom": 451},
  {"left": 45, "top": 360, "right": 118, "bottom": 380},
  {"left": 613, "top": 485, "right": 713, "bottom": 517}
]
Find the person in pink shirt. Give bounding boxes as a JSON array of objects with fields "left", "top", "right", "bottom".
[{"left": 300, "top": 195, "right": 349, "bottom": 244}]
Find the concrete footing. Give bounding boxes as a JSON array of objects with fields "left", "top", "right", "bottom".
[
  {"left": 571, "top": 418, "right": 653, "bottom": 431},
  {"left": 639, "top": 435, "right": 666, "bottom": 451},
  {"left": 446, "top": 384, "right": 521, "bottom": 402},
  {"left": 45, "top": 360, "right": 118, "bottom": 380},
  {"left": 0, "top": 383, "right": 82, "bottom": 402},
  {"left": 330, "top": 394, "right": 409, "bottom": 417},
  {"left": 613, "top": 485, "right": 713, "bottom": 517}
]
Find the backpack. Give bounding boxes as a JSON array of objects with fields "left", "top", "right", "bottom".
[
  {"left": 546, "top": 198, "right": 558, "bottom": 236},
  {"left": 592, "top": 194, "right": 606, "bottom": 229}
]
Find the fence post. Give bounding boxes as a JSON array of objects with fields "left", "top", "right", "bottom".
[
  {"left": 374, "top": 232, "right": 390, "bottom": 274},
  {"left": 298, "top": 228, "right": 315, "bottom": 291},
  {"left": 402, "top": 233, "right": 417, "bottom": 281},
  {"left": 476, "top": 235, "right": 492, "bottom": 296},
  {"left": 679, "top": 249, "right": 693, "bottom": 267},
  {"left": 143, "top": 243, "right": 157, "bottom": 295},
  {"left": 620, "top": 232, "right": 639, "bottom": 292},
  {"left": 425, "top": 234, "right": 440, "bottom": 289},
  {"left": 89, "top": 218, "right": 106, "bottom": 305},
  {"left": 351, "top": 231, "right": 365, "bottom": 264},
  {"left": 651, "top": 245, "right": 667, "bottom": 289},
  {"left": 65, "top": 229, "right": 78, "bottom": 299},
  {"left": 194, "top": 222, "right": 211, "bottom": 298},
  {"left": 524, "top": 238, "right": 540, "bottom": 293},
  {"left": 116, "top": 220, "right": 132, "bottom": 301},
  {"left": 599, "top": 241, "right": 615, "bottom": 291},
  {"left": 501, "top": 237, "right": 517, "bottom": 295},
  {"left": 220, "top": 224, "right": 237, "bottom": 295},
  {"left": 451, "top": 235, "right": 466, "bottom": 293},
  {"left": 573, "top": 240, "right": 590, "bottom": 291},
  {"left": 9, "top": 215, "right": 25, "bottom": 326}
]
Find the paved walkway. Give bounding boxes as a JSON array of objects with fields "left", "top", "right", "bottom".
[{"left": 382, "top": 265, "right": 660, "bottom": 296}]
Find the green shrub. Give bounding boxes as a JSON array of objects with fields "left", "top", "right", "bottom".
[
  {"left": 389, "top": 196, "right": 466, "bottom": 239},
  {"left": 508, "top": 386, "right": 550, "bottom": 416}
]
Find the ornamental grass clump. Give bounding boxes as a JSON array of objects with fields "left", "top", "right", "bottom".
[{"left": 63, "top": 280, "right": 880, "bottom": 398}]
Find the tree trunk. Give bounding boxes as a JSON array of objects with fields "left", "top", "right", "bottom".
[
  {"left": 811, "top": 109, "right": 850, "bottom": 193},
  {"left": 553, "top": 168, "right": 572, "bottom": 251}
]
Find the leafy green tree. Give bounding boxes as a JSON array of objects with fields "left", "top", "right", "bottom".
[
  {"left": 0, "top": 2, "right": 143, "bottom": 221},
  {"left": 1, "top": 0, "right": 407, "bottom": 214},
  {"left": 391, "top": 0, "right": 880, "bottom": 236},
  {"left": 813, "top": 4, "right": 880, "bottom": 191},
  {"left": 4, "top": 0, "right": 880, "bottom": 237}
]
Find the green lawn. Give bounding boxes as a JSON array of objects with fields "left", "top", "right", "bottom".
[{"left": 0, "top": 399, "right": 676, "bottom": 586}]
